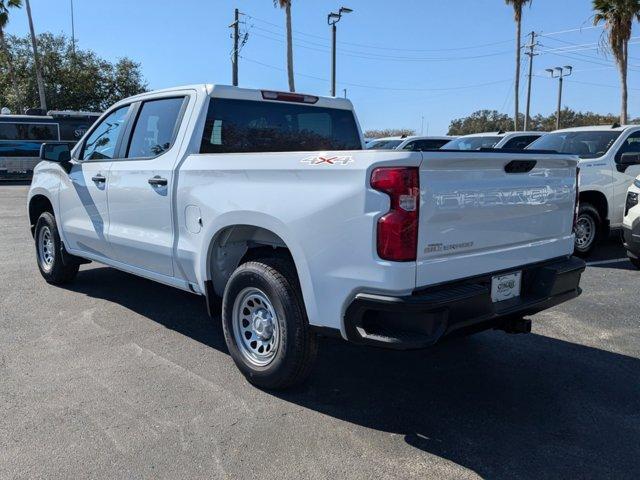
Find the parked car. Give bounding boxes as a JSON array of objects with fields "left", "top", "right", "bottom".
[
  {"left": 623, "top": 176, "right": 640, "bottom": 268},
  {"left": 366, "top": 136, "right": 456, "bottom": 151},
  {"left": 527, "top": 125, "right": 640, "bottom": 256},
  {"left": 396, "top": 135, "right": 455, "bottom": 151},
  {"left": 442, "top": 131, "right": 545, "bottom": 151},
  {"left": 366, "top": 136, "right": 404, "bottom": 150},
  {"left": 28, "top": 85, "right": 585, "bottom": 389},
  {"left": 0, "top": 110, "right": 101, "bottom": 179}
]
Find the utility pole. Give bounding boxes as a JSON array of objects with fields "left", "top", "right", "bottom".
[
  {"left": 25, "top": 0, "right": 47, "bottom": 111},
  {"left": 328, "top": 7, "right": 353, "bottom": 97},
  {"left": 230, "top": 8, "right": 239, "bottom": 87},
  {"left": 524, "top": 31, "right": 539, "bottom": 131},
  {"left": 546, "top": 66, "right": 572, "bottom": 130}
]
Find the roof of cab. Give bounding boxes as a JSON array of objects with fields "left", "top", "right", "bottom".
[
  {"left": 114, "top": 84, "right": 355, "bottom": 111},
  {"left": 458, "top": 131, "right": 543, "bottom": 138},
  {"left": 208, "top": 85, "right": 355, "bottom": 110},
  {"left": 551, "top": 124, "right": 640, "bottom": 133}
]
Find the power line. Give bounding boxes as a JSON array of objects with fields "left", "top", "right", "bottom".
[
  {"left": 246, "top": 14, "right": 514, "bottom": 53},
  {"left": 250, "top": 31, "right": 513, "bottom": 63},
  {"left": 240, "top": 56, "right": 511, "bottom": 92}
]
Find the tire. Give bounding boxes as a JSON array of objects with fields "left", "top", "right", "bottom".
[
  {"left": 222, "top": 257, "right": 318, "bottom": 390},
  {"left": 628, "top": 254, "right": 640, "bottom": 270},
  {"left": 574, "top": 203, "right": 602, "bottom": 257},
  {"left": 34, "top": 211, "right": 79, "bottom": 284}
]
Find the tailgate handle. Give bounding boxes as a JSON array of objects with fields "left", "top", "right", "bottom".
[{"left": 504, "top": 160, "right": 537, "bottom": 173}]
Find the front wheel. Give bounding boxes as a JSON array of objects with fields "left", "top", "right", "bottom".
[
  {"left": 34, "top": 212, "right": 79, "bottom": 284},
  {"left": 222, "top": 257, "right": 318, "bottom": 390},
  {"left": 574, "top": 203, "right": 602, "bottom": 257}
]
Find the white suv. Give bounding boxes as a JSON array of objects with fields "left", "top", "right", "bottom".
[
  {"left": 528, "top": 125, "right": 640, "bottom": 255},
  {"left": 623, "top": 176, "right": 640, "bottom": 268}
]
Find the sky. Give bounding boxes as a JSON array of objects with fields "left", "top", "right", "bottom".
[{"left": 3, "top": 0, "right": 639, "bottom": 134}]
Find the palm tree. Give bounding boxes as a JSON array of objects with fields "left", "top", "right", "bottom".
[
  {"left": 0, "top": 0, "right": 22, "bottom": 113},
  {"left": 24, "top": 0, "right": 46, "bottom": 111},
  {"left": 505, "top": 0, "right": 532, "bottom": 131},
  {"left": 273, "top": 0, "right": 295, "bottom": 92},
  {"left": 593, "top": 0, "right": 640, "bottom": 125}
]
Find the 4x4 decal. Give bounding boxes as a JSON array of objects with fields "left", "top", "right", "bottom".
[{"left": 301, "top": 155, "right": 353, "bottom": 166}]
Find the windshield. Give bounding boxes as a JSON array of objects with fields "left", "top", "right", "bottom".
[
  {"left": 527, "top": 131, "right": 622, "bottom": 158},
  {"left": 442, "top": 136, "right": 501, "bottom": 150},
  {"left": 366, "top": 139, "right": 403, "bottom": 150}
]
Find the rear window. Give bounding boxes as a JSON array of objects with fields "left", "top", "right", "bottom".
[
  {"left": 199, "top": 98, "right": 361, "bottom": 153},
  {"left": 367, "top": 139, "right": 403, "bottom": 150},
  {"left": 442, "top": 136, "right": 502, "bottom": 150},
  {"left": 0, "top": 122, "right": 58, "bottom": 141},
  {"left": 501, "top": 135, "right": 541, "bottom": 150},
  {"left": 527, "top": 131, "right": 621, "bottom": 158},
  {"left": 402, "top": 139, "right": 451, "bottom": 151}
]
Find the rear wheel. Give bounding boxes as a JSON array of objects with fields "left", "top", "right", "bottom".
[
  {"left": 34, "top": 212, "right": 79, "bottom": 284},
  {"left": 574, "top": 203, "right": 602, "bottom": 257},
  {"left": 222, "top": 257, "right": 318, "bottom": 390}
]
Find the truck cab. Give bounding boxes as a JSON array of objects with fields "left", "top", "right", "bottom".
[{"left": 527, "top": 125, "right": 640, "bottom": 255}]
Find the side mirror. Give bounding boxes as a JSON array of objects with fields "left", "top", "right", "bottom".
[
  {"left": 40, "top": 142, "right": 71, "bottom": 163},
  {"left": 619, "top": 152, "right": 640, "bottom": 165}
]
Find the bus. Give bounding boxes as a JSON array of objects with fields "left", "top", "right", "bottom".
[{"left": 0, "top": 110, "right": 101, "bottom": 179}]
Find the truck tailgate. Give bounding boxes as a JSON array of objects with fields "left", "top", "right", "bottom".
[{"left": 416, "top": 152, "right": 578, "bottom": 287}]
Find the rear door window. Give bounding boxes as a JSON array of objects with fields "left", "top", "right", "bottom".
[
  {"left": 200, "top": 98, "right": 361, "bottom": 153},
  {"left": 502, "top": 135, "right": 541, "bottom": 150},
  {"left": 126, "top": 97, "right": 185, "bottom": 158},
  {"left": 403, "top": 139, "right": 450, "bottom": 151}
]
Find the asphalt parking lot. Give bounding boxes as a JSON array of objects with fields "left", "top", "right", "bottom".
[{"left": 1, "top": 183, "right": 639, "bottom": 480}]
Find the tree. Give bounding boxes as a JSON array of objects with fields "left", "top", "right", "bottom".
[
  {"left": 593, "top": 0, "right": 640, "bottom": 125},
  {"left": 447, "top": 108, "right": 635, "bottom": 135},
  {"left": 0, "top": 33, "right": 148, "bottom": 112},
  {"left": 274, "top": 0, "right": 295, "bottom": 92},
  {"left": 505, "top": 0, "right": 533, "bottom": 131},
  {"left": 24, "top": 0, "right": 46, "bottom": 110},
  {"left": 0, "top": 0, "right": 22, "bottom": 113},
  {"left": 447, "top": 110, "right": 515, "bottom": 135},
  {"left": 364, "top": 128, "right": 416, "bottom": 139}
]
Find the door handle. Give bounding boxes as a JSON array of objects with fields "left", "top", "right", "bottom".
[
  {"left": 148, "top": 176, "right": 168, "bottom": 187},
  {"left": 91, "top": 174, "right": 106, "bottom": 183}
]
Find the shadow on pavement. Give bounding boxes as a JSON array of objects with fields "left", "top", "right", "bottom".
[{"left": 65, "top": 265, "right": 639, "bottom": 479}]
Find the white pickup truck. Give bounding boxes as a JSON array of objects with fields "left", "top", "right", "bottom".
[
  {"left": 28, "top": 85, "right": 585, "bottom": 389},
  {"left": 527, "top": 125, "right": 640, "bottom": 255}
]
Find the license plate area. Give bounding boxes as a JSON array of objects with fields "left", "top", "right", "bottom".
[{"left": 491, "top": 271, "right": 522, "bottom": 303}]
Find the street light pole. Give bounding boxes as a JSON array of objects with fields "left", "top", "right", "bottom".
[
  {"left": 546, "top": 66, "right": 572, "bottom": 130},
  {"left": 328, "top": 6, "right": 353, "bottom": 97}
]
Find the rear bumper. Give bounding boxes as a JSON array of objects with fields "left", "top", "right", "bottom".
[
  {"left": 623, "top": 225, "right": 640, "bottom": 259},
  {"left": 344, "top": 256, "right": 585, "bottom": 350}
]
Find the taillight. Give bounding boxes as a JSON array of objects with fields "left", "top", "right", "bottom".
[
  {"left": 371, "top": 167, "right": 419, "bottom": 262},
  {"left": 573, "top": 167, "right": 580, "bottom": 230}
]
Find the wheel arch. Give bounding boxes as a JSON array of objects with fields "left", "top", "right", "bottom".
[
  {"left": 28, "top": 194, "right": 55, "bottom": 237},
  {"left": 201, "top": 221, "right": 317, "bottom": 323},
  {"left": 579, "top": 189, "right": 609, "bottom": 227}
]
